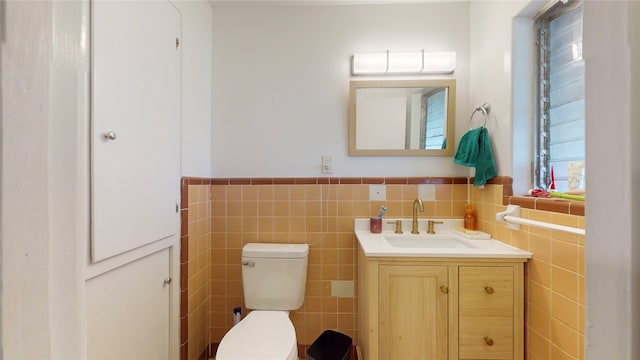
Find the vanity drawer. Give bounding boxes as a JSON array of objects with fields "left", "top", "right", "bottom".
[
  {"left": 459, "top": 266, "right": 513, "bottom": 317},
  {"left": 459, "top": 316, "right": 513, "bottom": 359}
]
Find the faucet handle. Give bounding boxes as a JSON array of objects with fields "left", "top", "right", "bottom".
[
  {"left": 387, "top": 220, "right": 403, "bottom": 234},
  {"left": 427, "top": 220, "right": 444, "bottom": 234},
  {"left": 395, "top": 220, "right": 403, "bottom": 234}
]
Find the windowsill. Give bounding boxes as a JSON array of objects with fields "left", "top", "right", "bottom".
[{"left": 505, "top": 195, "right": 585, "bottom": 216}]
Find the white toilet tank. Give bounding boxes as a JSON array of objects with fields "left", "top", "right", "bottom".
[{"left": 242, "top": 243, "right": 309, "bottom": 310}]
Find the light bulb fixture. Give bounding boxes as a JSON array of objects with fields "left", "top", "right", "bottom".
[
  {"left": 351, "top": 52, "right": 388, "bottom": 74},
  {"left": 387, "top": 51, "right": 423, "bottom": 73},
  {"left": 352, "top": 50, "right": 456, "bottom": 75}
]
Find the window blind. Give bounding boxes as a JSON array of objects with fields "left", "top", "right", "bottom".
[{"left": 420, "top": 89, "right": 447, "bottom": 150}]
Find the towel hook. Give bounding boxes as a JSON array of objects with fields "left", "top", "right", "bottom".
[{"left": 468, "top": 103, "right": 491, "bottom": 130}]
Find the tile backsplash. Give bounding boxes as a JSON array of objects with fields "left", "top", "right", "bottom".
[
  {"left": 182, "top": 183, "right": 212, "bottom": 360},
  {"left": 180, "top": 176, "right": 585, "bottom": 360}
]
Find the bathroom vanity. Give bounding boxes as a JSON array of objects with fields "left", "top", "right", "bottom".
[{"left": 355, "top": 219, "right": 531, "bottom": 360}]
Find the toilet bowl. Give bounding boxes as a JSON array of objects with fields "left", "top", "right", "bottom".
[{"left": 216, "top": 311, "right": 297, "bottom": 360}]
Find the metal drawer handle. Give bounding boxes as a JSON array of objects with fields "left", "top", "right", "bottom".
[
  {"left": 163, "top": 278, "right": 172, "bottom": 286},
  {"left": 440, "top": 285, "right": 449, "bottom": 294},
  {"left": 484, "top": 286, "right": 495, "bottom": 294},
  {"left": 242, "top": 261, "right": 255, "bottom": 267},
  {"left": 484, "top": 336, "right": 494, "bottom": 346}
]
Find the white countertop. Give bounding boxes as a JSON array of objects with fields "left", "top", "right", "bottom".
[{"left": 355, "top": 218, "right": 532, "bottom": 259}]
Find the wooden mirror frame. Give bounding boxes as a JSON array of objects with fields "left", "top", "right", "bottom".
[{"left": 349, "top": 79, "right": 456, "bottom": 156}]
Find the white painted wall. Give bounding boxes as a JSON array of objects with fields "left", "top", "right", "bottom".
[
  {"left": 211, "top": 2, "right": 470, "bottom": 177},
  {"left": 1, "top": 1, "right": 213, "bottom": 358},
  {"left": 468, "top": 0, "right": 540, "bottom": 183},
  {"left": 177, "top": 1, "right": 214, "bottom": 177}
]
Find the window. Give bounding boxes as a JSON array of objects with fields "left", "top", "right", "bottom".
[
  {"left": 420, "top": 88, "right": 447, "bottom": 150},
  {"left": 534, "top": 1, "right": 585, "bottom": 192}
]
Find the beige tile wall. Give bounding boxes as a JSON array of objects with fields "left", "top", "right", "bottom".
[
  {"left": 182, "top": 178, "right": 586, "bottom": 360},
  {"left": 187, "top": 185, "right": 212, "bottom": 360},
  {"left": 471, "top": 185, "right": 586, "bottom": 360},
  {"left": 208, "top": 182, "right": 468, "bottom": 347}
]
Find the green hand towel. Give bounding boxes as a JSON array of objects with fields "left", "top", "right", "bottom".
[
  {"left": 454, "top": 128, "right": 482, "bottom": 167},
  {"left": 454, "top": 127, "right": 497, "bottom": 186}
]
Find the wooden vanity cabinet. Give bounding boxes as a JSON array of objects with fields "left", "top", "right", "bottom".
[{"left": 358, "top": 248, "right": 526, "bottom": 360}]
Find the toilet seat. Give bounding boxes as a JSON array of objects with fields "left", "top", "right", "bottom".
[{"left": 216, "top": 310, "right": 298, "bottom": 360}]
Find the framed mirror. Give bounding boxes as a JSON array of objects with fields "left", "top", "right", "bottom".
[{"left": 349, "top": 79, "right": 456, "bottom": 156}]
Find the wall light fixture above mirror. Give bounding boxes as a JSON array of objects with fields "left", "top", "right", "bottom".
[
  {"left": 352, "top": 51, "right": 456, "bottom": 75},
  {"left": 349, "top": 79, "right": 456, "bottom": 156}
]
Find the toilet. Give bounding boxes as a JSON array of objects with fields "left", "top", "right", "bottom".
[{"left": 216, "top": 243, "right": 309, "bottom": 360}]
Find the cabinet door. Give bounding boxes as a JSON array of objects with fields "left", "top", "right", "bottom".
[
  {"left": 91, "top": 0, "right": 180, "bottom": 262},
  {"left": 86, "top": 249, "right": 172, "bottom": 359},
  {"left": 379, "top": 265, "right": 448, "bottom": 360}
]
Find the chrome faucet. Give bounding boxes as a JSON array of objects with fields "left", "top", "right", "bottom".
[{"left": 412, "top": 198, "right": 424, "bottom": 234}]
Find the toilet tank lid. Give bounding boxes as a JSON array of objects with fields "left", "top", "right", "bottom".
[{"left": 242, "top": 243, "right": 309, "bottom": 259}]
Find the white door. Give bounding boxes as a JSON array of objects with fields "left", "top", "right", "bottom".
[
  {"left": 91, "top": 0, "right": 181, "bottom": 262},
  {"left": 86, "top": 248, "right": 172, "bottom": 359}
]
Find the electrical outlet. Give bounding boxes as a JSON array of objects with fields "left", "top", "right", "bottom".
[
  {"left": 369, "top": 184, "right": 386, "bottom": 201},
  {"left": 321, "top": 155, "right": 333, "bottom": 174}
]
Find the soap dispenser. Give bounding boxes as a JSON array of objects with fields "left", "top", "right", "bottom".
[{"left": 464, "top": 204, "right": 477, "bottom": 230}]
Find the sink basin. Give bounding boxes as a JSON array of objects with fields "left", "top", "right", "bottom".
[
  {"left": 383, "top": 234, "right": 472, "bottom": 249},
  {"left": 354, "top": 219, "right": 532, "bottom": 258}
]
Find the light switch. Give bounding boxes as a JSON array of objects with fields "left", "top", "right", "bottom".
[{"left": 321, "top": 155, "right": 333, "bottom": 173}]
